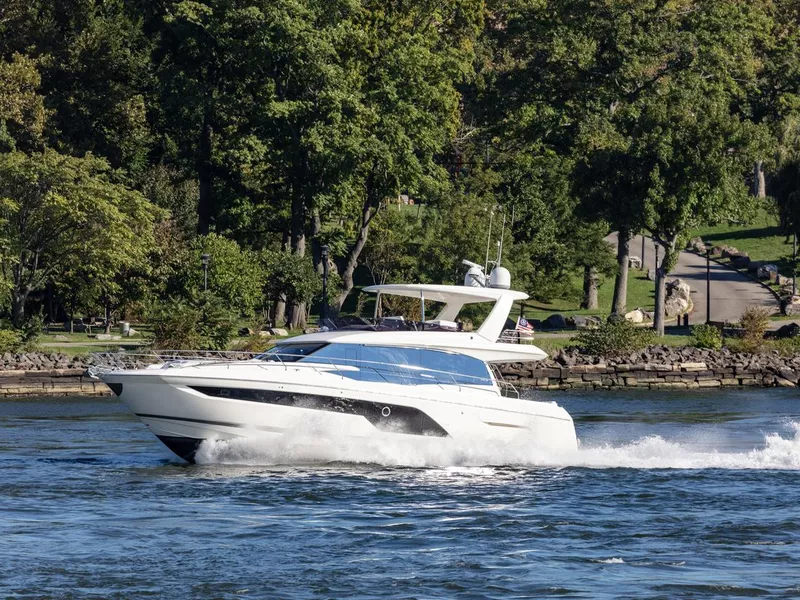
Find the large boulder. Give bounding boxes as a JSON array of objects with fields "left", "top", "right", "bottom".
[
  {"left": 721, "top": 246, "right": 740, "bottom": 259},
  {"left": 782, "top": 296, "right": 800, "bottom": 316},
  {"left": 646, "top": 268, "right": 657, "bottom": 281},
  {"left": 776, "top": 323, "right": 800, "bottom": 339},
  {"left": 572, "top": 315, "right": 602, "bottom": 329},
  {"left": 757, "top": 264, "right": 779, "bottom": 280},
  {"left": 268, "top": 327, "right": 289, "bottom": 337},
  {"left": 624, "top": 308, "right": 645, "bottom": 324},
  {"left": 665, "top": 296, "right": 690, "bottom": 317},
  {"left": 628, "top": 256, "right": 642, "bottom": 269},
  {"left": 666, "top": 278, "right": 692, "bottom": 301},
  {"left": 731, "top": 253, "right": 751, "bottom": 269},
  {"left": 687, "top": 237, "right": 705, "bottom": 253},
  {"left": 542, "top": 314, "right": 568, "bottom": 330}
]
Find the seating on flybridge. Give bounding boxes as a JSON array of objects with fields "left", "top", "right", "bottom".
[{"left": 358, "top": 258, "right": 530, "bottom": 345}]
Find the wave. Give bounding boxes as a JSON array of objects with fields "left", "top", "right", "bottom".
[{"left": 193, "top": 421, "right": 800, "bottom": 471}]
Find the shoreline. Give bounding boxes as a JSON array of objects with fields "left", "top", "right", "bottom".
[{"left": 0, "top": 347, "right": 798, "bottom": 397}]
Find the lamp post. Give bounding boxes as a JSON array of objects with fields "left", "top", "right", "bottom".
[
  {"left": 794, "top": 233, "right": 797, "bottom": 297},
  {"left": 641, "top": 234, "right": 645, "bottom": 269},
  {"left": 321, "top": 245, "right": 329, "bottom": 324},
  {"left": 705, "top": 243, "right": 712, "bottom": 324},
  {"left": 201, "top": 253, "right": 210, "bottom": 292}
]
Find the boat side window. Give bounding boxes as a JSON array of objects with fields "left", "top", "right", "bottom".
[{"left": 257, "top": 343, "right": 327, "bottom": 362}]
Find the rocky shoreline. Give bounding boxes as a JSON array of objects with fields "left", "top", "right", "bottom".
[
  {"left": 1, "top": 348, "right": 800, "bottom": 397},
  {"left": 499, "top": 346, "right": 800, "bottom": 390}
]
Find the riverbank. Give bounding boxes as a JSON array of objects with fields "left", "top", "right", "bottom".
[
  {"left": 500, "top": 346, "right": 800, "bottom": 390},
  {"left": 3, "top": 347, "right": 800, "bottom": 397}
]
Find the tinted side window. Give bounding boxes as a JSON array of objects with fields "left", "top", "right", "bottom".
[{"left": 258, "top": 343, "right": 327, "bottom": 362}]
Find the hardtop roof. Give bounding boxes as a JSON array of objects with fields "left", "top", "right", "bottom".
[{"left": 363, "top": 284, "right": 528, "bottom": 303}]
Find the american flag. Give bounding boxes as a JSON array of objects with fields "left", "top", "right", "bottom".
[{"left": 516, "top": 316, "right": 534, "bottom": 332}]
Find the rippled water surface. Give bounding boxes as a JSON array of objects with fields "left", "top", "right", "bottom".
[{"left": 2, "top": 390, "right": 800, "bottom": 598}]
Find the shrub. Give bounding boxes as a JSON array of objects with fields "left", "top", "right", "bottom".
[
  {"left": 737, "top": 306, "right": 772, "bottom": 353},
  {"left": 0, "top": 328, "right": 22, "bottom": 352},
  {"left": 151, "top": 293, "right": 235, "bottom": 350},
  {"left": 151, "top": 298, "right": 202, "bottom": 350},
  {"left": 230, "top": 336, "right": 273, "bottom": 354},
  {"left": 689, "top": 323, "right": 722, "bottom": 350},
  {"left": 572, "top": 318, "right": 656, "bottom": 357}
]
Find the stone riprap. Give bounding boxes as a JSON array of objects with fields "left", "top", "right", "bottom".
[
  {"left": 2, "top": 347, "right": 800, "bottom": 396},
  {"left": 499, "top": 346, "right": 800, "bottom": 389},
  {"left": 0, "top": 352, "right": 147, "bottom": 397}
]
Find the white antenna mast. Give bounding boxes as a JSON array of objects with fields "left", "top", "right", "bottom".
[
  {"left": 484, "top": 209, "right": 494, "bottom": 273},
  {"left": 497, "top": 211, "right": 507, "bottom": 266}
]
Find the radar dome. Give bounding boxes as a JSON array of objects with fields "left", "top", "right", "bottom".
[{"left": 488, "top": 266, "right": 511, "bottom": 289}]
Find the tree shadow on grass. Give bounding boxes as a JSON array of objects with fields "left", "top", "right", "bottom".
[{"left": 702, "top": 226, "right": 784, "bottom": 242}]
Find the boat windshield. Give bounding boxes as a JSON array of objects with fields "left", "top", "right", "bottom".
[{"left": 300, "top": 344, "right": 493, "bottom": 386}]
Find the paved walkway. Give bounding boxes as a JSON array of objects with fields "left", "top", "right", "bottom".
[{"left": 611, "top": 233, "right": 779, "bottom": 324}]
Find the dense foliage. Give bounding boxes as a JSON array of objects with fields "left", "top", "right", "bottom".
[
  {"left": 572, "top": 318, "right": 657, "bottom": 358},
  {"left": 0, "top": 0, "right": 799, "bottom": 334},
  {"left": 689, "top": 324, "right": 723, "bottom": 351}
]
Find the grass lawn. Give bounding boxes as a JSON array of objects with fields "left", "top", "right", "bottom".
[
  {"left": 691, "top": 207, "right": 795, "bottom": 276},
  {"left": 521, "top": 268, "right": 656, "bottom": 321}
]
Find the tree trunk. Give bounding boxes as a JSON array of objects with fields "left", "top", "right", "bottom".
[
  {"left": 11, "top": 290, "right": 27, "bottom": 328},
  {"left": 288, "top": 302, "right": 306, "bottom": 330},
  {"left": 333, "top": 197, "right": 379, "bottom": 311},
  {"left": 197, "top": 110, "right": 214, "bottom": 235},
  {"left": 104, "top": 298, "right": 112, "bottom": 334},
  {"left": 581, "top": 266, "right": 599, "bottom": 310},
  {"left": 273, "top": 294, "right": 286, "bottom": 327},
  {"left": 612, "top": 228, "right": 631, "bottom": 315},
  {"left": 287, "top": 188, "right": 307, "bottom": 330},
  {"left": 653, "top": 256, "right": 667, "bottom": 336},
  {"left": 652, "top": 237, "right": 677, "bottom": 336},
  {"left": 753, "top": 161, "right": 766, "bottom": 198}
]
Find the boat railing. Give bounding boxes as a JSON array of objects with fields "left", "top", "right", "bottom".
[
  {"left": 498, "top": 329, "right": 536, "bottom": 344},
  {"left": 88, "top": 349, "right": 509, "bottom": 395},
  {"left": 489, "top": 364, "right": 520, "bottom": 399}
]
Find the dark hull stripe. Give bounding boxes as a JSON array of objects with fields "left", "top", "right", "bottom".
[
  {"left": 137, "top": 413, "right": 243, "bottom": 429},
  {"left": 189, "top": 386, "right": 450, "bottom": 438}
]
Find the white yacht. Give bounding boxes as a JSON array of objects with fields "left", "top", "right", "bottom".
[{"left": 97, "top": 274, "right": 577, "bottom": 463}]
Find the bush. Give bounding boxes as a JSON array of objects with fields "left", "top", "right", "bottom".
[
  {"left": 0, "top": 328, "right": 22, "bottom": 352},
  {"left": 151, "top": 293, "right": 235, "bottom": 350},
  {"left": 689, "top": 323, "right": 722, "bottom": 350},
  {"left": 571, "top": 318, "right": 656, "bottom": 357},
  {"left": 230, "top": 336, "right": 273, "bottom": 354},
  {"left": 737, "top": 306, "right": 772, "bottom": 353}
]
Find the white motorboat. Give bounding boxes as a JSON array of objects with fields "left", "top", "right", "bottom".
[{"left": 97, "top": 275, "right": 577, "bottom": 463}]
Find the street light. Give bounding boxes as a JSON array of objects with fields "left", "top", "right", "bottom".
[
  {"left": 641, "top": 234, "right": 645, "bottom": 269},
  {"left": 201, "top": 253, "right": 210, "bottom": 292},
  {"left": 704, "top": 243, "right": 712, "bottom": 324},
  {"left": 321, "top": 245, "right": 329, "bottom": 325}
]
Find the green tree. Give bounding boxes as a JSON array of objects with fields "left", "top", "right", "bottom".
[
  {"left": 0, "top": 149, "right": 157, "bottom": 326},
  {"left": 180, "top": 233, "right": 267, "bottom": 316},
  {"left": 0, "top": 53, "right": 47, "bottom": 151}
]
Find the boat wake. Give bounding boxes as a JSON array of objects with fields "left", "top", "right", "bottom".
[{"left": 193, "top": 422, "right": 800, "bottom": 470}]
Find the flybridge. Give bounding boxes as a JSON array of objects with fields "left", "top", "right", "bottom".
[{"left": 363, "top": 283, "right": 528, "bottom": 342}]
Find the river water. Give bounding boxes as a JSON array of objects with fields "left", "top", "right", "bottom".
[{"left": 2, "top": 390, "right": 800, "bottom": 598}]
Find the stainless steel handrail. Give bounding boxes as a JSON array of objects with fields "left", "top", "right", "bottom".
[{"left": 90, "top": 349, "right": 497, "bottom": 393}]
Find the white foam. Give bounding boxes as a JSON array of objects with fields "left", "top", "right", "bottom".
[
  {"left": 594, "top": 558, "right": 625, "bottom": 564},
  {"left": 193, "top": 421, "right": 800, "bottom": 471}
]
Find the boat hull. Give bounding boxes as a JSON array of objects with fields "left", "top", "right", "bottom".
[{"left": 102, "top": 363, "right": 577, "bottom": 463}]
